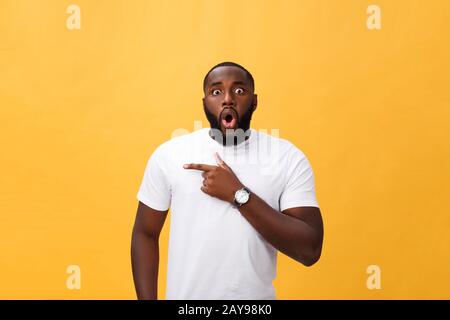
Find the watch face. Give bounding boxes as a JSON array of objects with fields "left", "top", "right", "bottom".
[{"left": 236, "top": 189, "right": 249, "bottom": 204}]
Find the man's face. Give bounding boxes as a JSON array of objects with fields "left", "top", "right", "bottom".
[{"left": 203, "top": 66, "right": 257, "bottom": 139}]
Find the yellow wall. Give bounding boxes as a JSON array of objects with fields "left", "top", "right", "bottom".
[{"left": 1, "top": 0, "right": 449, "bottom": 299}]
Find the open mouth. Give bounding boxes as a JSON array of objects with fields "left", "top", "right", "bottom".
[{"left": 220, "top": 109, "right": 238, "bottom": 130}]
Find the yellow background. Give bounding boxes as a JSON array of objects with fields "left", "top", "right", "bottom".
[{"left": 1, "top": 0, "right": 449, "bottom": 299}]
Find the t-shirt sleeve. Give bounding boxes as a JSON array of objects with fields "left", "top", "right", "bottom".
[
  {"left": 279, "top": 146, "right": 319, "bottom": 211},
  {"left": 136, "top": 144, "right": 171, "bottom": 211}
]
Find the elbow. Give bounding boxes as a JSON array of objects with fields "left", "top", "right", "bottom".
[
  {"left": 297, "top": 246, "right": 322, "bottom": 267},
  {"left": 301, "top": 251, "right": 321, "bottom": 267},
  {"left": 298, "top": 230, "right": 323, "bottom": 267}
]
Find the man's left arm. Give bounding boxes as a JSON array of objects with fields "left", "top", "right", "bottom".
[
  {"left": 237, "top": 192, "right": 323, "bottom": 267},
  {"left": 184, "top": 152, "right": 323, "bottom": 267}
]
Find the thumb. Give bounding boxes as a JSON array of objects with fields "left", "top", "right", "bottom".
[{"left": 214, "top": 152, "right": 230, "bottom": 170}]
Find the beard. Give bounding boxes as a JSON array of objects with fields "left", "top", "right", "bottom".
[{"left": 203, "top": 100, "right": 255, "bottom": 146}]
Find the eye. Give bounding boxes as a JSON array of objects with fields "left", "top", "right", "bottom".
[
  {"left": 211, "top": 89, "right": 221, "bottom": 96},
  {"left": 234, "top": 87, "right": 245, "bottom": 94}
]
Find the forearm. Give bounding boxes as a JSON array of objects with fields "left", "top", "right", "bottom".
[
  {"left": 238, "top": 192, "right": 320, "bottom": 266},
  {"left": 131, "top": 230, "right": 159, "bottom": 300}
]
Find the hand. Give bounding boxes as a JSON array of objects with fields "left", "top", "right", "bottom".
[{"left": 183, "top": 152, "right": 244, "bottom": 204}]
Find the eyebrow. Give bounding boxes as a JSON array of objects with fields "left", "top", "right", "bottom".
[{"left": 208, "top": 80, "right": 247, "bottom": 88}]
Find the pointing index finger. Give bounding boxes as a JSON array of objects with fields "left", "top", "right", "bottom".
[{"left": 183, "top": 163, "right": 215, "bottom": 171}]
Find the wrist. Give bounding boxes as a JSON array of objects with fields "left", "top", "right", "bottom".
[
  {"left": 232, "top": 185, "right": 251, "bottom": 207},
  {"left": 230, "top": 183, "right": 245, "bottom": 204}
]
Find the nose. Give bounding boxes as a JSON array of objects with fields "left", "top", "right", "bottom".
[{"left": 222, "top": 90, "right": 235, "bottom": 108}]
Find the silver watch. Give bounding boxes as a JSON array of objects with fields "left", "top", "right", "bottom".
[{"left": 233, "top": 187, "right": 251, "bottom": 207}]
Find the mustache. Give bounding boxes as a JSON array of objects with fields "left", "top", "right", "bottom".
[{"left": 203, "top": 100, "right": 255, "bottom": 133}]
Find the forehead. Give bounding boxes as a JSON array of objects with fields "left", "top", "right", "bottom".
[{"left": 205, "top": 66, "right": 250, "bottom": 87}]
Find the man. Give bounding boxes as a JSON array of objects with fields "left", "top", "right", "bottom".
[{"left": 131, "top": 62, "right": 324, "bottom": 300}]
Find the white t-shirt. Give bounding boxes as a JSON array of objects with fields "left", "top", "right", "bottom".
[{"left": 137, "top": 127, "right": 319, "bottom": 300}]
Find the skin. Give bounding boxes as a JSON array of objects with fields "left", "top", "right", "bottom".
[
  {"left": 203, "top": 66, "right": 257, "bottom": 136},
  {"left": 131, "top": 202, "right": 167, "bottom": 300},
  {"left": 131, "top": 66, "right": 324, "bottom": 300}
]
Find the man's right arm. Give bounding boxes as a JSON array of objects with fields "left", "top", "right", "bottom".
[{"left": 131, "top": 201, "right": 168, "bottom": 300}]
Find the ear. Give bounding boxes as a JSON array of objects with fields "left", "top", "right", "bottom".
[{"left": 252, "top": 94, "right": 258, "bottom": 111}]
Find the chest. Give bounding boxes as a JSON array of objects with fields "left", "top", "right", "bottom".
[{"left": 170, "top": 150, "right": 286, "bottom": 211}]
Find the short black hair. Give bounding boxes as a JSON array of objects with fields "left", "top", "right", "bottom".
[{"left": 203, "top": 61, "right": 255, "bottom": 92}]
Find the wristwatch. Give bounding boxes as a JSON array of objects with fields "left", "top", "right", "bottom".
[{"left": 233, "top": 187, "right": 251, "bottom": 207}]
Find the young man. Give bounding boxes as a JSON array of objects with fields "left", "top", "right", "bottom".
[{"left": 131, "top": 62, "right": 324, "bottom": 300}]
